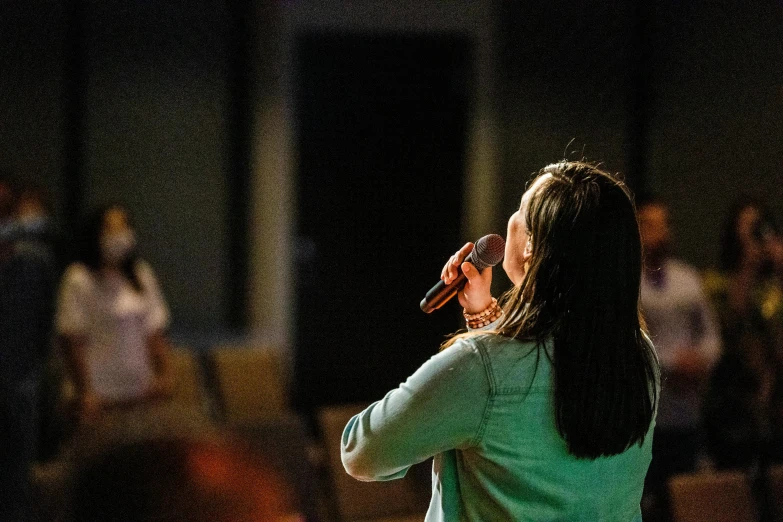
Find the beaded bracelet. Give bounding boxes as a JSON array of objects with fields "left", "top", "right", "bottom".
[{"left": 464, "top": 297, "right": 503, "bottom": 329}]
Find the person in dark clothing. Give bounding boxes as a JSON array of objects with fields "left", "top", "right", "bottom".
[
  {"left": 702, "top": 199, "right": 783, "bottom": 521},
  {"left": 0, "top": 174, "right": 56, "bottom": 521},
  {"left": 73, "top": 435, "right": 301, "bottom": 522},
  {"left": 703, "top": 199, "right": 783, "bottom": 470},
  {"left": 14, "top": 182, "right": 66, "bottom": 461}
]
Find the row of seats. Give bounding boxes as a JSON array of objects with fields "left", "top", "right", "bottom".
[
  {"left": 318, "top": 404, "right": 430, "bottom": 522},
  {"left": 318, "top": 404, "right": 783, "bottom": 522},
  {"left": 147, "top": 347, "right": 429, "bottom": 521},
  {"left": 669, "top": 466, "right": 783, "bottom": 522},
  {"left": 48, "top": 347, "right": 783, "bottom": 521},
  {"left": 169, "top": 348, "right": 783, "bottom": 522},
  {"left": 163, "top": 345, "right": 287, "bottom": 424}
]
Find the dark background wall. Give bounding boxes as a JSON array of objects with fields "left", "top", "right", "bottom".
[
  {"left": 645, "top": 0, "right": 783, "bottom": 268},
  {"left": 80, "top": 0, "right": 233, "bottom": 331},
  {"left": 499, "top": 0, "right": 783, "bottom": 268},
  {"left": 0, "top": 1, "right": 66, "bottom": 213},
  {"left": 1, "top": 0, "right": 781, "bottom": 335},
  {"left": 1, "top": 0, "right": 237, "bottom": 334},
  {"left": 498, "top": 0, "right": 639, "bottom": 208}
]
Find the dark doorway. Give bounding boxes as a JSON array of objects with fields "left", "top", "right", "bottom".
[{"left": 293, "top": 32, "right": 472, "bottom": 415}]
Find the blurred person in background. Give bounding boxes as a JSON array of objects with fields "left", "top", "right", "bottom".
[
  {"left": 72, "top": 435, "right": 302, "bottom": 522},
  {"left": 14, "top": 181, "right": 66, "bottom": 461},
  {"left": 56, "top": 204, "right": 174, "bottom": 428},
  {"left": 14, "top": 181, "right": 62, "bottom": 273},
  {"left": 636, "top": 195, "right": 721, "bottom": 520},
  {"left": 703, "top": 198, "right": 783, "bottom": 470},
  {"left": 0, "top": 173, "right": 56, "bottom": 521}
]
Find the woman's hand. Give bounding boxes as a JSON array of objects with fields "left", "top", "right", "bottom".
[{"left": 441, "top": 242, "right": 493, "bottom": 314}]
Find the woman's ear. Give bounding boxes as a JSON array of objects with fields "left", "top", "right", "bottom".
[{"left": 523, "top": 237, "right": 533, "bottom": 260}]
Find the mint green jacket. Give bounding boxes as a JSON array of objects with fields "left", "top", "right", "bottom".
[{"left": 341, "top": 333, "right": 655, "bottom": 521}]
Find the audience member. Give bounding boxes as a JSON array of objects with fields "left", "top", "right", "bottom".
[
  {"left": 0, "top": 173, "right": 56, "bottom": 521},
  {"left": 703, "top": 199, "right": 783, "bottom": 470},
  {"left": 12, "top": 181, "right": 66, "bottom": 461},
  {"left": 56, "top": 204, "right": 174, "bottom": 428},
  {"left": 14, "top": 182, "right": 61, "bottom": 271},
  {"left": 72, "top": 435, "right": 301, "bottom": 522},
  {"left": 637, "top": 195, "right": 721, "bottom": 520}
]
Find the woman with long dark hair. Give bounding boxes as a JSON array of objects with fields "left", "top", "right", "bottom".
[
  {"left": 341, "top": 161, "right": 659, "bottom": 521},
  {"left": 56, "top": 204, "right": 173, "bottom": 424},
  {"left": 702, "top": 198, "right": 783, "bottom": 470}
]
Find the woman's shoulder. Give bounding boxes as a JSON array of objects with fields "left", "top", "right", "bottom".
[
  {"left": 666, "top": 258, "right": 701, "bottom": 279},
  {"left": 449, "top": 333, "right": 544, "bottom": 371},
  {"left": 62, "top": 262, "right": 95, "bottom": 287},
  {"left": 665, "top": 260, "right": 714, "bottom": 296},
  {"left": 451, "top": 331, "right": 535, "bottom": 350},
  {"left": 133, "top": 259, "right": 160, "bottom": 285}
]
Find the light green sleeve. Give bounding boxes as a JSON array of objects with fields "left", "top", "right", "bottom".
[{"left": 341, "top": 337, "right": 491, "bottom": 482}]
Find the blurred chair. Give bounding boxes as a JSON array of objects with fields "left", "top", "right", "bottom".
[
  {"left": 668, "top": 470, "right": 756, "bottom": 522},
  {"left": 50, "top": 344, "right": 207, "bottom": 445},
  {"left": 72, "top": 434, "right": 303, "bottom": 522},
  {"left": 31, "top": 401, "right": 216, "bottom": 522},
  {"left": 211, "top": 346, "right": 287, "bottom": 425},
  {"left": 168, "top": 346, "right": 206, "bottom": 412},
  {"left": 317, "top": 403, "right": 428, "bottom": 522},
  {"left": 30, "top": 460, "right": 71, "bottom": 522},
  {"left": 232, "top": 413, "right": 320, "bottom": 522}
]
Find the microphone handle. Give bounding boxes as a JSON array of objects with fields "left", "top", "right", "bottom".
[{"left": 420, "top": 269, "right": 467, "bottom": 313}]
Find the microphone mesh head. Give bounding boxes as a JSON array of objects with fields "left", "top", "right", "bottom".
[{"left": 468, "top": 234, "right": 506, "bottom": 270}]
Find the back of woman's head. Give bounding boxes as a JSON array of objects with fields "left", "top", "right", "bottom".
[
  {"left": 720, "top": 197, "right": 777, "bottom": 273},
  {"left": 500, "top": 161, "right": 658, "bottom": 459}
]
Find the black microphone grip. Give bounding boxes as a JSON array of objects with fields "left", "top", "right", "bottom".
[
  {"left": 420, "top": 269, "right": 468, "bottom": 313},
  {"left": 420, "top": 234, "right": 505, "bottom": 314}
]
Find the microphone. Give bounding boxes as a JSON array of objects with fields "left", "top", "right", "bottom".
[{"left": 420, "top": 234, "right": 506, "bottom": 313}]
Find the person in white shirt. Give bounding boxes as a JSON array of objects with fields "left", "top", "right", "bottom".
[
  {"left": 56, "top": 204, "right": 172, "bottom": 424},
  {"left": 637, "top": 194, "right": 721, "bottom": 521}
]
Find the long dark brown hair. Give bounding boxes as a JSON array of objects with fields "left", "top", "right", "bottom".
[
  {"left": 719, "top": 197, "right": 778, "bottom": 273},
  {"left": 449, "top": 161, "right": 659, "bottom": 459},
  {"left": 75, "top": 204, "right": 143, "bottom": 292}
]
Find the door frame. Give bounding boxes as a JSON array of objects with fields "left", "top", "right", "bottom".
[{"left": 248, "top": 1, "right": 500, "bottom": 359}]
